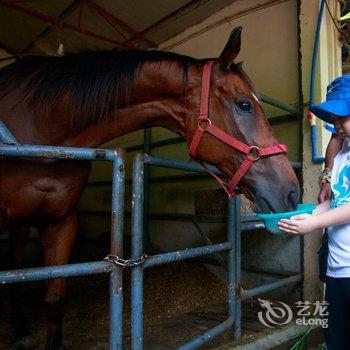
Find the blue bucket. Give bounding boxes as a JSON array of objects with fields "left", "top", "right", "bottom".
[{"left": 258, "top": 203, "right": 316, "bottom": 236}]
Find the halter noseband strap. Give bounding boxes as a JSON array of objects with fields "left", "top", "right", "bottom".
[{"left": 189, "top": 60, "right": 287, "bottom": 197}]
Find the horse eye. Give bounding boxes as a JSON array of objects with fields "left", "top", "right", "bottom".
[{"left": 237, "top": 100, "right": 252, "bottom": 112}]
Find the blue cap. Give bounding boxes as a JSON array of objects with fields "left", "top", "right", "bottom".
[{"left": 310, "top": 74, "right": 350, "bottom": 124}]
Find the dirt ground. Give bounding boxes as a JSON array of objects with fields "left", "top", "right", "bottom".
[
  {"left": 0, "top": 260, "right": 326, "bottom": 349},
  {"left": 0, "top": 261, "right": 240, "bottom": 349}
]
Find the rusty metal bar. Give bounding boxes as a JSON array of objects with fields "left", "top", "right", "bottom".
[
  {"left": 0, "top": 261, "right": 112, "bottom": 284},
  {"left": 121, "top": 0, "right": 211, "bottom": 47},
  {"left": 86, "top": 0, "right": 129, "bottom": 42},
  {"left": 84, "top": 0, "right": 156, "bottom": 47},
  {"left": 0, "top": 0, "right": 123, "bottom": 47},
  {"left": 0, "top": 40, "right": 20, "bottom": 58},
  {"left": 240, "top": 274, "right": 303, "bottom": 300},
  {"left": 0, "top": 56, "right": 15, "bottom": 62},
  {"left": 21, "top": 0, "right": 82, "bottom": 54},
  {"left": 7, "top": 0, "right": 42, "bottom": 3},
  {"left": 78, "top": 0, "right": 83, "bottom": 28}
]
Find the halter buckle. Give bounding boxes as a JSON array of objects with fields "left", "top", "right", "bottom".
[
  {"left": 249, "top": 145, "right": 260, "bottom": 161},
  {"left": 198, "top": 118, "right": 212, "bottom": 131}
]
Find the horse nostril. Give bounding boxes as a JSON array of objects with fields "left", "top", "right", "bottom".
[{"left": 287, "top": 190, "right": 299, "bottom": 211}]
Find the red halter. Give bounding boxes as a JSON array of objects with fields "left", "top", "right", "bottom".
[{"left": 189, "top": 60, "right": 288, "bottom": 197}]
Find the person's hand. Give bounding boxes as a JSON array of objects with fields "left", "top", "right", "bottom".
[
  {"left": 318, "top": 183, "right": 332, "bottom": 204},
  {"left": 278, "top": 214, "right": 320, "bottom": 235}
]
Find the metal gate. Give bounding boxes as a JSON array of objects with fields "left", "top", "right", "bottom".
[{"left": 0, "top": 139, "right": 302, "bottom": 349}]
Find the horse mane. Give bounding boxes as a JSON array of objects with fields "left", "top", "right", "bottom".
[{"left": 0, "top": 49, "right": 198, "bottom": 127}]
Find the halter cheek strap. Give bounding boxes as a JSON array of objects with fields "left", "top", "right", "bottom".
[{"left": 188, "top": 60, "right": 287, "bottom": 197}]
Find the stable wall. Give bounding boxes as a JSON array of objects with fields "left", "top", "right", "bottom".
[
  {"left": 157, "top": 0, "right": 301, "bottom": 296},
  {"left": 300, "top": 0, "right": 341, "bottom": 301}
]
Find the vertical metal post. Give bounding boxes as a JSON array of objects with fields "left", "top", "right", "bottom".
[
  {"left": 131, "top": 153, "right": 144, "bottom": 350},
  {"left": 143, "top": 128, "right": 151, "bottom": 251},
  {"left": 234, "top": 195, "right": 242, "bottom": 339},
  {"left": 109, "top": 150, "right": 125, "bottom": 350},
  {"left": 227, "top": 196, "right": 236, "bottom": 327}
]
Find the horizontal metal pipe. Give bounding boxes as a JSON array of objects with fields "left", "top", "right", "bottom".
[
  {"left": 87, "top": 164, "right": 301, "bottom": 188},
  {"left": 260, "top": 94, "right": 298, "bottom": 115},
  {"left": 77, "top": 211, "right": 303, "bottom": 235},
  {"left": 149, "top": 173, "right": 210, "bottom": 183},
  {"left": 94, "top": 174, "right": 207, "bottom": 187},
  {"left": 0, "top": 261, "right": 112, "bottom": 284},
  {"left": 291, "top": 161, "right": 301, "bottom": 170},
  {"left": 121, "top": 115, "right": 297, "bottom": 154},
  {"left": 268, "top": 113, "right": 298, "bottom": 125},
  {"left": 143, "top": 242, "right": 233, "bottom": 268},
  {"left": 125, "top": 136, "right": 184, "bottom": 152},
  {"left": 87, "top": 176, "right": 229, "bottom": 188},
  {"left": 197, "top": 257, "right": 298, "bottom": 277},
  {"left": 242, "top": 214, "right": 262, "bottom": 222},
  {"left": 242, "top": 264, "right": 298, "bottom": 277},
  {"left": 241, "top": 221, "right": 265, "bottom": 231},
  {"left": 125, "top": 112, "right": 298, "bottom": 152},
  {"left": 0, "top": 144, "right": 118, "bottom": 161},
  {"left": 144, "top": 154, "right": 300, "bottom": 174},
  {"left": 143, "top": 154, "right": 222, "bottom": 175},
  {"left": 178, "top": 317, "right": 234, "bottom": 350},
  {"left": 240, "top": 273, "right": 302, "bottom": 300},
  {"left": 144, "top": 160, "right": 301, "bottom": 172},
  {"left": 78, "top": 211, "right": 267, "bottom": 229},
  {"left": 148, "top": 213, "right": 226, "bottom": 223}
]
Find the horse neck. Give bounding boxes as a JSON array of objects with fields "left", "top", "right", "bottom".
[{"left": 63, "top": 62, "right": 197, "bottom": 148}]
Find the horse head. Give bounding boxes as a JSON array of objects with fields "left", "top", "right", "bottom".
[{"left": 185, "top": 27, "right": 300, "bottom": 213}]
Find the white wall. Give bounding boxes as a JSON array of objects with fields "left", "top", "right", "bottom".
[{"left": 160, "top": 0, "right": 300, "bottom": 115}]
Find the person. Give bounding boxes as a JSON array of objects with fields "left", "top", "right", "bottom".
[
  {"left": 318, "top": 130, "right": 343, "bottom": 203},
  {"left": 278, "top": 75, "right": 350, "bottom": 350}
]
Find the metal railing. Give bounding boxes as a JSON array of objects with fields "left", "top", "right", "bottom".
[
  {"left": 0, "top": 90, "right": 303, "bottom": 349},
  {"left": 129, "top": 153, "right": 302, "bottom": 349},
  {"left": 0, "top": 144, "right": 125, "bottom": 350},
  {"left": 0, "top": 144, "right": 302, "bottom": 349}
]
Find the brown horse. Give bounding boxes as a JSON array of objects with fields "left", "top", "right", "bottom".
[{"left": 0, "top": 27, "right": 299, "bottom": 349}]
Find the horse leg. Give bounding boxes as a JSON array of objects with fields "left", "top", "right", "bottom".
[
  {"left": 40, "top": 213, "right": 78, "bottom": 350},
  {"left": 8, "top": 226, "right": 38, "bottom": 349}
]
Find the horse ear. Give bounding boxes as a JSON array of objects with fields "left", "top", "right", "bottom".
[{"left": 219, "top": 27, "right": 242, "bottom": 70}]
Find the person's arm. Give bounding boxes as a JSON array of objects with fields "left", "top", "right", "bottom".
[
  {"left": 313, "top": 199, "right": 330, "bottom": 215},
  {"left": 318, "top": 133, "right": 342, "bottom": 203},
  {"left": 316, "top": 201, "right": 350, "bottom": 228},
  {"left": 279, "top": 200, "right": 350, "bottom": 235}
]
